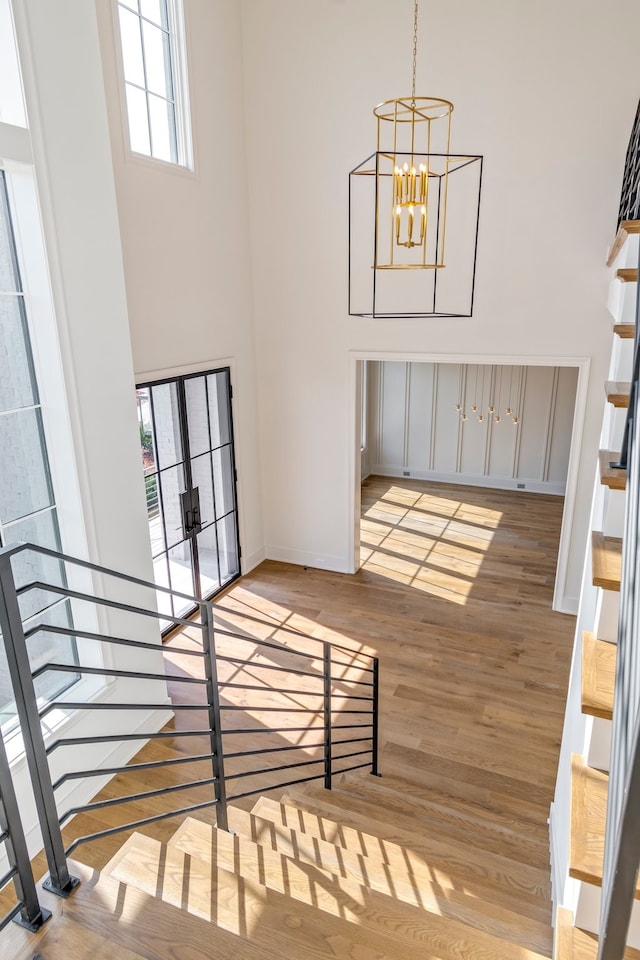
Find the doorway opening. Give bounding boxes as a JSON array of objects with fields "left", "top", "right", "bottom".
[
  {"left": 353, "top": 356, "right": 588, "bottom": 613},
  {"left": 136, "top": 367, "right": 241, "bottom": 623}
]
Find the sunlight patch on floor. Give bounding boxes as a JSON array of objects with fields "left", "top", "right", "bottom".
[{"left": 360, "top": 483, "right": 502, "bottom": 604}]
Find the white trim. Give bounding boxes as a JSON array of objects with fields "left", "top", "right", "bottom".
[
  {"left": 348, "top": 350, "right": 591, "bottom": 611},
  {"left": 0, "top": 120, "right": 31, "bottom": 164},
  {"left": 266, "top": 544, "right": 351, "bottom": 574},
  {"left": 242, "top": 545, "right": 265, "bottom": 574},
  {"left": 368, "top": 465, "right": 567, "bottom": 496}
]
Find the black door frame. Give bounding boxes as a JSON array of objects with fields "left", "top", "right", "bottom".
[{"left": 137, "top": 366, "right": 242, "bottom": 623}]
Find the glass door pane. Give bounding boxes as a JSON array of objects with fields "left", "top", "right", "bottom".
[{"left": 137, "top": 367, "right": 240, "bottom": 628}]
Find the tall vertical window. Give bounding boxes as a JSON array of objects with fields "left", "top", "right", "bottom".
[
  {"left": 0, "top": 171, "right": 78, "bottom": 727},
  {"left": 116, "top": 0, "right": 192, "bottom": 167}
]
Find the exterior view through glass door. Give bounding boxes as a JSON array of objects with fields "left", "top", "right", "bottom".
[{"left": 136, "top": 368, "right": 240, "bottom": 622}]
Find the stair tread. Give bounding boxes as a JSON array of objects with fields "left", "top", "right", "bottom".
[
  {"left": 253, "top": 793, "right": 551, "bottom": 924},
  {"left": 337, "top": 770, "right": 550, "bottom": 844},
  {"left": 168, "top": 814, "right": 552, "bottom": 954},
  {"left": 614, "top": 323, "right": 635, "bottom": 339},
  {"left": 599, "top": 450, "right": 627, "bottom": 490},
  {"left": 569, "top": 755, "right": 640, "bottom": 897},
  {"left": 606, "top": 219, "right": 640, "bottom": 266},
  {"left": 605, "top": 381, "right": 631, "bottom": 408},
  {"left": 328, "top": 771, "right": 550, "bottom": 861},
  {"left": 107, "top": 828, "right": 550, "bottom": 960},
  {"left": 581, "top": 632, "right": 616, "bottom": 721},
  {"left": 617, "top": 268, "right": 638, "bottom": 282},
  {"left": 268, "top": 790, "right": 551, "bottom": 914},
  {"left": 591, "top": 531, "right": 622, "bottom": 591},
  {"left": 555, "top": 907, "right": 640, "bottom": 959}
]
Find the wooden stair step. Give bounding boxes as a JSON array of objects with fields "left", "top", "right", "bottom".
[
  {"left": 328, "top": 771, "right": 550, "bottom": 862},
  {"left": 569, "top": 755, "right": 640, "bottom": 897},
  {"left": 605, "top": 381, "right": 631, "bottom": 408},
  {"left": 266, "top": 791, "right": 551, "bottom": 922},
  {"left": 617, "top": 268, "right": 638, "bottom": 283},
  {"left": 614, "top": 323, "right": 635, "bottom": 339},
  {"left": 105, "top": 829, "right": 550, "bottom": 960},
  {"left": 591, "top": 531, "right": 622, "bottom": 591},
  {"left": 379, "top": 743, "right": 552, "bottom": 817},
  {"left": 253, "top": 793, "right": 550, "bottom": 925},
  {"left": 302, "top": 783, "right": 548, "bottom": 870},
  {"left": 606, "top": 219, "right": 640, "bottom": 267},
  {"left": 554, "top": 907, "right": 640, "bottom": 959},
  {"left": 581, "top": 632, "right": 616, "bottom": 721},
  {"left": 337, "top": 770, "right": 550, "bottom": 844},
  {"left": 170, "top": 813, "right": 552, "bottom": 955},
  {"left": 599, "top": 451, "right": 627, "bottom": 490}
]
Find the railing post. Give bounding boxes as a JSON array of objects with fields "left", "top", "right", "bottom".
[
  {"left": 0, "top": 550, "right": 78, "bottom": 897},
  {"left": 201, "top": 602, "right": 229, "bottom": 832},
  {"left": 371, "top": 656, "right": 381, "bottom": 777},
  {"left": 0, "top": 729, "right": 50, "bottom": 931},
  {"left": 323, "top": 642, "right": 332, "bottom": 790}
]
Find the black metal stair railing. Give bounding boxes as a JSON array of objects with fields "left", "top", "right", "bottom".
[
  {"left": 598, "top": 237, "right": 640, "bottom": 959},
  {"left": 0, "top": 541, "right": 379, "bottom": 928},
  {"left": 0, "top": 726, "right": 50, "bottom": 932}
]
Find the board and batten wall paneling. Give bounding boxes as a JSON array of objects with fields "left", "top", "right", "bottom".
[{"left": 368, "top": 361, "right": 577, "bottom": 495}]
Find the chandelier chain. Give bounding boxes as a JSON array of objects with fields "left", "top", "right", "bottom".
[{"left": 411, "top": 0, "right": 419, "bottom": 103}]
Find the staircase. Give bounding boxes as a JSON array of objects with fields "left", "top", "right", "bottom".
[
  {"left": 550, "top": 217, "right": 640, "bottom": 958},
  {"left": 4, "top": 767, "right": 561, "bottom": 960}
]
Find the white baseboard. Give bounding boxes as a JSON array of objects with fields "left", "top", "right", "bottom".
[
  {"left": 265, "top": 545, "right": 351, "bottom": 574},
  {"left": 369, "top": 465, "right": 566, "bottom": 497},
  {"left": 242, "top": 545, "right": 266, "bottom": 574},
  {"left": 556, "top": 595, "right": 579, "bottom": 615}
]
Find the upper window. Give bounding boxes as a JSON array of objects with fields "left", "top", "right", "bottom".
[{"left": 116, "top": 0, "right": 192, "bottom": 167}]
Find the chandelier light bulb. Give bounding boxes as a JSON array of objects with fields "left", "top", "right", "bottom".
[
  {"left": 495, "top": 415, "right": 501, "bottom": 423},
  {"left": 513, "top": 416, "right": 519, "bottom": 425},
  {"left": 461, "top": 413, "right": 467, "bottom": 421}
]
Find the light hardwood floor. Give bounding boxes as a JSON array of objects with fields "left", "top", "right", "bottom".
[{"left": 3, "top": 477, "right": 576, "bottom": 957}]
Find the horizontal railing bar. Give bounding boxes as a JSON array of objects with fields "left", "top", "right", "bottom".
[
  {"left": 65, "top": 798, "right": 220, "bottom": 856},
  {"left": 331, "top": 678, "right": 375, "bottom": 688},
  {"left": 330, "top": 709, "right": 374, "bottom": 715},
  {"left": 213, "top": 626, "right": 375, "bottom": 673},
  {"left": 330, "top": 748, "right": 371, "bottom": 762},
  {"left": 19, "top": 580, "right": 197, "bottom": 629},
  {"left": 223, "top": 734, "right": 372, "bottom": 763},
  {"left": 228, "top": 772, "right": 325, "bottom": 802},
  {"left": 0, "top": 866, "right": 17, "bottom": 890},
  {"left": 60, "top": 776, "right": 217, "bottom": 826},
  {"left": 26, "top": 622, "right": 205, "bottom": 655},
  {"left": 0, "top": 829, "right": 8, "bottom": 844},
  {"left": 217, "top": 681, "right": 322, "bottom": 695},
  {"left": 221, "top": 723, "right": 373, "bottom": 735},
  {"left": 41, "top": 701, "right": 208, "bottom": 719},
  {"left": 2, "top": 540, "right": 206, "bottom": 607},
  {"left": 220, "top": 705, "right": 323, "bottom": 713},
  {"left": 214, "top": 655, "right": 321, "bottom": 679},
  {"left": 211, "top": 602, "right": 377, "bottom": 663},
  {"left": 32, "top": 661, "right": 207, "bottom": 685},
  {"left": 226, "top": 756, "right": 324, "bottom": 781},
  {"left": 47, "top": 728, "right": 213, "bottom": 755},
  {"left": 53, "top": 752, "right": 216, "bottom": 789},
  {"left": 332, "top": 761, "right": 371, "bottom": 775},
  {"left": 0, "top": 901, "right": 24, "bottom": 933},
  {"left": 224, "top": 741, "right": 324, "bottom": 760},
  {"left": 330, "top": 693, "right": 375, "bottom": 701}
]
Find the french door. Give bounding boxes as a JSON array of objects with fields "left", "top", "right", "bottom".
[{"left": 136, "top": 368, "right": 241, "bottom": 622}]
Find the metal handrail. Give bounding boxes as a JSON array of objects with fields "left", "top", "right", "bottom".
[
  {"left": 0, "top": 541, "right": 379, "bottom": 924},
  {"left": 598, "top": 238, "right": 640, "bottom": 958}
]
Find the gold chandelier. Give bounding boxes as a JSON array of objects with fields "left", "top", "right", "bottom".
[{"left": 349, "top": 0, "right": 483, "bottom": 318}]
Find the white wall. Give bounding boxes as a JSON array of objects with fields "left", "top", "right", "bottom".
[
  {"left": 95, "top": 0, "right": 265, "bottom": 572},
  {"left": 240, "top": 0, "right": 640, "bottom": 606},
  {"left": 369, "top": 361, "right": 578, "bottom": 494}
]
